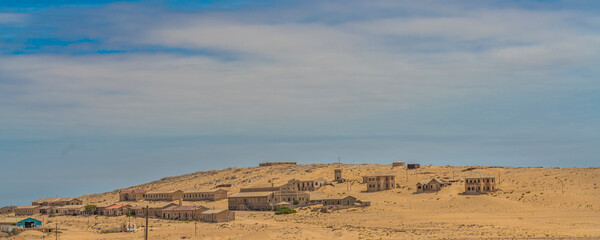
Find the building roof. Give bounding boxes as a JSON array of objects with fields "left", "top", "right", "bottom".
[
  {"left": 32, "top": 197, "right": 62, "bottom": 203},
  {"left": 56, "top": 205, "right": 84, "bottom": 210},
  {"left": 105, "top": 204, "right": 129, "bottom": 210},
  {"left": 322, "top": 195, "right": 356, "bottom": 200},
  {"left": 201, "top": 209, "right": 228, "bottom": 214},
  {"left": 365, "top": 172, "right": 395, "bottom": 177},
  {"left": 16, "top": 206, "right": 40, "bottom": 209},
  {"left": 417, "top": 178, "right": 450, "bottom": 185},
  {"left": 129, "top": 202, "right": 178, "bottom": 209},
  {"left": 162, "top": 205, "right": 206, "bottom": 211},
  {"left": 121, "top": 189, "right": 147, "bottom": 194},
  {"left": 183, "top": 189, "right": 225, "bottom": 193},
  {"left": 145, "top": 190, "right": 183, "bottom": 194},
  {"left": 0, "top": 217, "right": 39, "bottom": 224},
  {"left": 229, "top": 192, "right": 274, "bottom": 198}
]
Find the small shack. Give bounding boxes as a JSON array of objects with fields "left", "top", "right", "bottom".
[
  {"left": 322, "top": 196, "right": 357, "bottom": 206},
  {"left": 416, "top": 178, "right": 450, "bottom": 193},
  {"left": 392, "top": 161, "right": 406, "bottom": 167},
  {"left": 200, "top": 209, "right": 235, "bottom": 223},
  {"left": 0, "top": 217, "right": 42, "bottom": 233},
  {"left": 407, "top": 164, "right": 421, "bottom": 169}
]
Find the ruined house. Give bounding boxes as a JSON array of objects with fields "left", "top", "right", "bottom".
[
  {"left": 364, "top": 172, "right": 396, "bottom": 192},
  {"left": 416, "top": 178, "right": 450, "bottom": 193}
]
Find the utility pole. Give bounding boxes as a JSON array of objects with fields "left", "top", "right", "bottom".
[
  {"left": 55, "top": 222, "right": 58, "bottom": 240},
  {"left": 194, "top": 218, "right": 197, "bottom": 235},
  {"left": 144, "top": 206, "right": 149, "bottom": 240}
]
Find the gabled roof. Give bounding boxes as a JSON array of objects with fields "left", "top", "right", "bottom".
[
  {"left": 229, "top": 192, "right": 274, "bottom": 198},
  {"left": 322, "top": 195, "right": 357, "bottom": 200},
  {"left": 32, "top": 197, "right": 62, "bottom": 203},
  {"left": 201, "top": 209, "right": 228, "bottom": 214},
  {"left": 129, "top": 202, "right": 178, "bottom": 209},
  {"left": 106, "top": 204, "right": 129, "bottom": 210}
]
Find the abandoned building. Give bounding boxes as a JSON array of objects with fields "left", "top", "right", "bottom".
[
  {"left": 0, "top": 217, "right": 42, "bottom": 233},
  {"left": 103, "top": 204, "right": 131, "bottom": 216},
  {"left": 183, "top": 189, "right": 228, "bottom": 201},
  {"left": 57, "top": 205, "right": 84, "bottom": 215},
  {"left": 200, "top": 209, "right": 235, "bottom": 223},
  {"left": 130, "top": 202, "right": 178, "bottom": 218},
  {"left": 407, "top": 164, "right": 421, "bottom": 169},
  {"left": 119, "top": 189, "right": 147, "bottom": 201},
  {"left": 392, "top": 161, "right": 406, "bottom": 167},
  {"left": 144, "top": 190, "right": 184, "bottom": 201},
  {"left": 32, "top": 197, "right": 82, "bottom": 207},
  {"left": 464, "top": 173, "right": 497, "bottom": 194},
  {"left": 228, "top": 192, "right": 275, "bottom": 211},
  {"left": 273, "top": 191, "right": 310, "bottom": 205},
  {"left": 162, "top": 205, "right": 208, "bottom": 221},
  {"left": 416, "top": 178, "right": 451, "bottom": 193},
  {"left": 14, "top": 206, "right": 40, "bottom": 216},
  {"left": 322, "top": 196, "right": 357, "bottom": 206},
  {"left": 0, "top": 206, "right": 15, "bottom": 214},
  {"left": 258, "top": 162, "right": 297, "bottom": 167},
  {"left": 365, "top": 172, "right": 396, "bottom": 192},
  {"left": 38, "top": 206, "right": 56, "bottom": 215},
  {"left": 334, "top": 168, "right": 345, "bottom": 183},
  {"left": 288, "top": 178, "right": 327, "bottom": 191}
]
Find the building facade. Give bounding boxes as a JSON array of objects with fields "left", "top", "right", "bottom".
[
  {"left": 119, "top": 189, "right": 147, "bottom": 201},
  {"left": 464, "top": 174, "right": 496, "bottom": 194},
  {"left": 14, "top": 206, "right": 40, "bottom": 216},
  {"left": 144, "top": 190, "right": 184, "bottom": 201},
  {"left": 200, "top": 209, "right": 235, "bottom": 223},
  {"left": 161, "top": 205, "right": 208, "bottom": 221},
  {"left": 228, "top": 192, "right": 275, "bottom": 211},
  {"left": 416, "top": 178, "right": 450, "bottom": 193},
  {"left": 365, "top": 173, "right": 395, "bottom": 192},
  {"left": 183, "top": 189, "right": 228, "bottom": 201}
]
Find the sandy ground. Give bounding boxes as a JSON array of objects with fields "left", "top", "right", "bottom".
[{"left": 2, "top": 164, "right": 600, "bottom": 239}]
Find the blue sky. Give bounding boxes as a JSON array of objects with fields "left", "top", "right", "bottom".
[{"left": 1, "top": 0, "right": 599, "bottom": 206}]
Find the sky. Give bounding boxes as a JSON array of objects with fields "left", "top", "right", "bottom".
[{"left": 0, "top": 0, "right": 599, "bottom": 206}]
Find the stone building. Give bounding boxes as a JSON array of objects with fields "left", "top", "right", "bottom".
[
  {"left": 161, "top": 205, "right": 208, "bottom": 221},
  {"left": 322, "top": 196, "right": 357, "bottom": 206},
  {"left": 14, "top": 206, "right": 40, "bottom": 216},
  {"left": 288, "top": 178, "right": 327, "bottom": 191},
  {"left": 0, "top": 206, "right": 15, "bottom": 214},
  {"left": 365, "top": 172, "right": 395, "bottom": 192},
  {"left": 228, "top": 192, "right": 275, "bottom": 211},
  {"left": 56, "top": 205, "right": 84, "bottom": 215},
  {"left": 200, "top": 209, "right": 235, "bottom": 223},
  {"left": 416, "top": 178, "right": 450, "bottom": 193},
  {"left": 119, "top": 189, "right": 147, "bottom": 201},
  {"left": 130, "top": 202, "right": 178, "bottom": 218},
  {"left": 392, "top": 161, "right": 406, "bottom": 167},
  {"left": 32, "top": 197, "right": 82, "bottom": 207},
  {"left": 144, "top": 190, "right": 184, "bottom": 201},
  {"left": 334, "top": 168, "right": 345, "bottom": 183},
  {"left": 183, "top": 189, "right": 228, "bottom": 201},
  {"left": 464, "top": 173, "right": 497, "bottom": 194}
]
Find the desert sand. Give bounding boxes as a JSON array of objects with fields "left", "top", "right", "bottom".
[{"left": 3, "top": 164, "right": 600, "bottom": 239}]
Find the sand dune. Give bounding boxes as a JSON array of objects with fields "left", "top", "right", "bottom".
[{"left": 4, "top": 164, "right": 600, "bottom": 239}]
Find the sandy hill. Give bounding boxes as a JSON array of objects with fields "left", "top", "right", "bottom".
[{"left": 14, "top": 164, "right": 599, "bottom": 239}]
